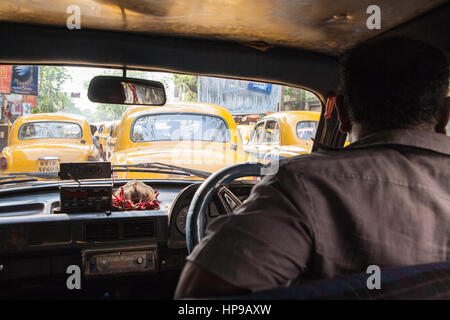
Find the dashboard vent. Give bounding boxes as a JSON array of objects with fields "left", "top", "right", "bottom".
[
  {"left": 84, "top": 223, "right": 119, "bottom": 241},
  {"left": 123, "top": 222, "right": 155, "bottom": 238}
]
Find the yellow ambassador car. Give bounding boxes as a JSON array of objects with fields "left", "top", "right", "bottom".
[
  {"left": 244, "top": 110, "right": 321, "bottom": 160},
  {"left": 112, "top": 102, "right": 249, "bottom": 180},
  {"left": 0, "top": 113, "right": 100, "bottom": 176},
  {"left": 94, "top": 121, "right": 115, "bottom": 152},
  {"left": 105, "top": 121, "right": 120, "bottom": 161},
  {"left": 237, "top": 124, "right": 255, "bottom": 145}
]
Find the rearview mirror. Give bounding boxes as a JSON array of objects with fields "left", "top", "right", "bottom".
[{"left": 88, "top": 76, "right": 166, "bottom": 106}]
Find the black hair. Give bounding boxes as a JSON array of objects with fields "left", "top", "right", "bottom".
[{"left": 339, "top": 36, "right": 449, "bottom": 130}]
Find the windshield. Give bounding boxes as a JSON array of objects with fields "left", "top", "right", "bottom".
[
  {"left": 0, "top": 65, "right": 322, "bottom": 181},
  {"left": 19, "top": 121, "right": 82, "bottom": 140},
  {"left": 132, "top": 113, "right": 229, "bottom": 143}
]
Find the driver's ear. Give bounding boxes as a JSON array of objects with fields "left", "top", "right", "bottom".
[
  {"left": 335, "top": 94, "right": 352, "bottom": 133},
  {"left": 435, "top": 97, "right": 449, "bottom": 134}
]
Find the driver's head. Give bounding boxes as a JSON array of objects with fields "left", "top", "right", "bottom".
[{"left": 337, "top": 36, "right": 449, "bottom": 137}]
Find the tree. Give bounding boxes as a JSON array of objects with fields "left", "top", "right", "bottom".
[
  {"left": 173, "top": 74, "right": 198, "bottom": 102},
  {"left": 97, "top": 104, "right": 128, "bottom": 120},
  {"left": 34, "top": 66, "right": 72, "bottom": 114}
]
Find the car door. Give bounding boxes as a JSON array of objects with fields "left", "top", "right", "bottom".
[
  {"left": 260, "top": 119, "right": 280, "bottom": 160},
  {"left": 243, "top": 120, "right": 266, "bottom": 160}
]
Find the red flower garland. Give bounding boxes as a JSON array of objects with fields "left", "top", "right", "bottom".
[{"left": 112, "top": 187, "right": 160, "bottom": 210}]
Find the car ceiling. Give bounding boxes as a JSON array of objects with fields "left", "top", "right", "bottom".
[
  {"left": 0, "top": 0, "right": 448, "bottom": 98},
  {"left": 0, "top": 0, "right": 448, "bottom": 56}
]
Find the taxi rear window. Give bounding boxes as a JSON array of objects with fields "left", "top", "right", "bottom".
[
  {"left": 296, "top": 121, "right": 318, "bottom": 140},
  {"left": 18, "top": 121, "right": 83, "bottom": 140},
  {"left": 132, "top": 113, "right": 230, "bottom": 142}
]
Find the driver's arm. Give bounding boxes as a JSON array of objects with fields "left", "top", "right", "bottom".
[
  {"left": 175, "top": 261, "right": 248, "bottom": 299},
  {"left": 175, "top": 163, "right": 314, "bottom": 299}
]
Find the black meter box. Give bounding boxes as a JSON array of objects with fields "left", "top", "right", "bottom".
[
  {"left": 57, "top": 162, "right": 113, "bottom": 213},
  {"left": 59, "top": 162, "right": 111, "bottom": 180},
  {"left": 60, "top": 184, "right": 112, "bottom": 213}
]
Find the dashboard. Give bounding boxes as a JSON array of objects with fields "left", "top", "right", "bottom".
[{"left": 0, "top": 179, "right": 256, "bottom": 298}]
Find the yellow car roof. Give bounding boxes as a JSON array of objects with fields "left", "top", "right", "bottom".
[
  {"left": 263, "top": 110, "right": 321, "bottom": 123},
  {"left": 124, "top": 102, "right": 232, "bottom": 118},
  {"left": 17, "top": 112, "right": 88, "bottom": 125}
]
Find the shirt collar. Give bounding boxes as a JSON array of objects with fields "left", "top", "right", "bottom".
[{"left": 347, "top": 129, "right": 450, "bottom": 156}]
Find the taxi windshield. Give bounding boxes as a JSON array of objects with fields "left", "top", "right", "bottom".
[
  {"left": 19, "top": 121, "right": 82, "bottom": 140},
  {"left": 0, "top": 65, "right": 322, "bottom": 181}
]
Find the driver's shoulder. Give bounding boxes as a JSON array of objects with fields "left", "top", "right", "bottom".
[
  {"left": 276, "top": 149, "right": 373, "bottom": 181},
  {"left": 279, "top": 150, "right": 349, "bottom": 171}
]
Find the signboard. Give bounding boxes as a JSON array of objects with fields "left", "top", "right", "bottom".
[
  {"left": 0, "top": 65, "right": 12, "bottom": 94},
  {"left": 11, "top": 66, "right": 39, "bottom": 95},
  {"left": 23, "top": 95, "right": 37, "bottom": 108},
  {"left": 22, "top": 103, "right": 32, "bottom": 115},
  {"left": 248, "top": 82, "right": 272, "bottom": 94},
  {"left": 198, "top": 77, "right": 280, "bottom": 115}
]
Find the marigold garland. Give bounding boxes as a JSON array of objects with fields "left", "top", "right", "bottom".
[{"left": 112, "top": 186, "right": 160, "bottom": 210}]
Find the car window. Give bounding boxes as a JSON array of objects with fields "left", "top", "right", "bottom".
[
  {"left": 249, "top": 121, "right": 265, "bottom": 144},
  {"left": 132, "top": 113, "right": 229, "bottom": 142},
  {"left": 18, "top": 122, "right": 82, "bottom": 140},
  {"left": 296, "top": 121, "right": 317, "bottom": 140},
  {"left": 262, "top": 120, "right": 280, "bottom": 144}
]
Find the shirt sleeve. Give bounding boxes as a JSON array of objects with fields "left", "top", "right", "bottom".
[{"left": 186, "top": 166, "right": 315, "bottom": 293}]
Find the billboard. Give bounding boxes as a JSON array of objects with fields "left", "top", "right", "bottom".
[
  {"left": 11, "top": 66, "right": 39, "bottom": 95},
  {"left": 198, "top": 77, "right": 280, "bottom": 115},
  {"left": 0, "top": 65, "right": 12, "bottom": 94}
]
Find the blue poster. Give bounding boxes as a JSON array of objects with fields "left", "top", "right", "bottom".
[
  {"left": 11, "top": 66, "right": 39, "bottom": 95},
  {"left": 248, "top": 82, "right": 272, "bottom": 94}
]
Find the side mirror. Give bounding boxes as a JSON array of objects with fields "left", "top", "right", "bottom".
[
  {"left": 88, "top": 76, "right": 166, "bottom": 106},
  {"left": 81, "top": 140, "right": 86, "bottom": 144}
]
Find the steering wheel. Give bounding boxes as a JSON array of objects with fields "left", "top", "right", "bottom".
[{"left": 186, "top": 162, "right": 264, "bottom": 253}]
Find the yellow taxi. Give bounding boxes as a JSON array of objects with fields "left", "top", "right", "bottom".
[
  {"left": 244, "top": 110, "right": 321, "bottom": 160},
  {"left": 237, "top": 124, "right": 254, "bottom": 145},
  {"left": 112, "top": 102, "right": 249, "bottom": 180},
  {"left": 0, "top": 113, "right": 100, "bottom": 175},
  {"left": 105, "top": 121, "right": 120, "bottom": 161},
  {"left": 94, "top": 121, "right": 115, "bottom": 152}
]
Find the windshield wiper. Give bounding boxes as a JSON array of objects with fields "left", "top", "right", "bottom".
[
  {"left": 0, "top": 177, "right": 38, "bottom": 185},
  {"left": 0, "top": 172, "right": 60, "bottom": 180},
  {"left": 112, "top": 162, "right": 211, "bottom": 179}
]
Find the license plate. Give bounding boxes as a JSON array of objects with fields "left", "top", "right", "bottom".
[{"left": 38, "top": 160, "right": 59, "bottom": 172}]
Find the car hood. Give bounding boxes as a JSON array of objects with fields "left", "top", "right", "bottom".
[{"left": 114, "top": 141, "right": 249, "bottom": 179}]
